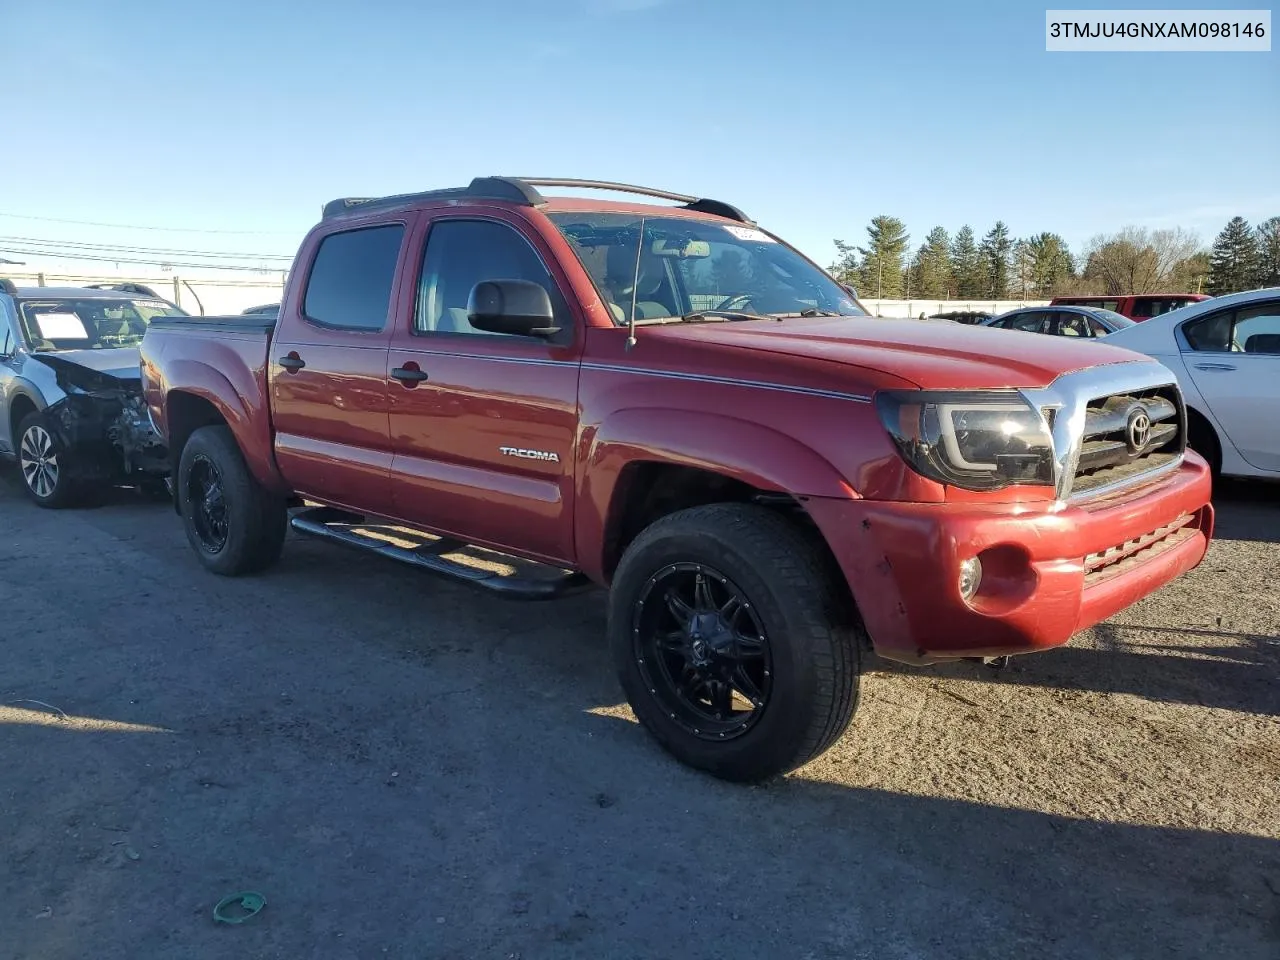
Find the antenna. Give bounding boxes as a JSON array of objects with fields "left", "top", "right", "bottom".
[{"left": 625, "top": 216, "right": 645, "bottom": 352}]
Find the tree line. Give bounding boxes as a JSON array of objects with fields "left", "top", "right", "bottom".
[{"left": 830, "top": 215, "right": 1280, "bottom": 300}]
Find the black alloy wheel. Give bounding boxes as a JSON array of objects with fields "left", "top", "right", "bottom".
[
  {"left": 633, "top": 562, "right": 773, "bottom": 740},
  {"left": 186, "top": 454, "right": 229, "bottom": 553}
]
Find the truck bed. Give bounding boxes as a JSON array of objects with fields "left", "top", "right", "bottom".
[{"left": 147, "top": 315, "right": 277, "bottom": 334}]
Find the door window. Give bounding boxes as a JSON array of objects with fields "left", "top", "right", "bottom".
[
  {"left": 1004, "top": 311, "right": 1046, "bottom": 333},
  {"left": 1056, "top": 313, "right": 1091, "bottom": 337},
  {"left": 302, "top": 224, "right": 405, "bottom": 331},
  {"left": 414, "top": 219, "right": 564, "bottom": 336},
  {"left": 1183, "top": 301, "right": 1280, "bottom": 354},
  {"left": 1235, "top": 304, "right": 1280, "bottom": 354}
]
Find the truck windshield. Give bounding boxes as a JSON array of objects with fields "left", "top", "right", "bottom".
[
  {"left": 18, "top": 298, "right": 186, "bottom": 351},
  {"left": 546, "top": 212, "right": 866, "bottom": 323}
]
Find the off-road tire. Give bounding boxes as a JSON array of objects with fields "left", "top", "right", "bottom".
[
  {"left": 16, "top": 411, "right": 93, "bottom": 509},
  {"left": 608, "top": 503, "right": 861, "bottom": 783},
  {"left": 177, "top": 425, "right": 286, "bottom": 576}
]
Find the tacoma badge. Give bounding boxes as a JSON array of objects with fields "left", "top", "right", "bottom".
[{"left": 499, "top": 446, "right": 561, "bottom": 463}]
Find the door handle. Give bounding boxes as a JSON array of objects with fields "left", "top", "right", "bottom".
[
  {"left": 391, "top": 365, "right": 430, "bottom": 385},
  {"left": 278, "top": 353, "right": 306, "bottom": 372},
  {"left": 1193, "top": 362, "right": 1236, "bottom": 372}
]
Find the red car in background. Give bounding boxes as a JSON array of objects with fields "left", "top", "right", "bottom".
[{"left": 1050, "top": 293, "right": 1210, "bottom": 321}]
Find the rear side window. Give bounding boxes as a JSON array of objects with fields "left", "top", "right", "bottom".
[
  {"left": 303, "top": 224, "right": 405, "bottom": 331},
  {"left": 1005, "top": 311, "right": 1046, "bottom": 333},
  {"left": 1182, "top": 302, "right": 1280, "bottom": 353}
]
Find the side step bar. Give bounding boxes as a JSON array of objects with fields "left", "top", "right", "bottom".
[{"left": 288, "top": 507, "right": 593, "bottom": 601}]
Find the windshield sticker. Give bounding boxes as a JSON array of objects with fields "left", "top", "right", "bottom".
[
  {"left": 723, "top": 225, "right": 776, "bottom": 244},
  {"left": 34, "top": 312, "right": 90, "bottom": 340}
]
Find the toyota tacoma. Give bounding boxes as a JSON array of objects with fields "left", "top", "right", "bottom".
[{"left": 138, "top": 177, "right": 1214, "bottom": 782}]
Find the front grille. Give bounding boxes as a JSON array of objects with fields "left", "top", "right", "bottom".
[
  {"left": 1072, "top": 385, "right": 1184, "bottom": 496},
  {"left": 1083, "top": 512, "right": 1199, "bottom": 585}
]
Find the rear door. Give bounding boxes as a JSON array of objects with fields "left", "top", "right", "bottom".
[
  {"left": 268, "top": 220, "right": 411, "bottom": 514},
  {"left": 1181, "top": 298, "right": 1280, "bottom": 471},
  {"left": 385, "top": 211, "right": 583, "bottom": 565}
]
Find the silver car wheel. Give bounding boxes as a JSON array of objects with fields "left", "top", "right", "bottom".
[{"left": 19, "top": 424, "right": 59, "bottom": 499}]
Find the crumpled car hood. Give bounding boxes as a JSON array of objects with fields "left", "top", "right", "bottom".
[{"left": 30, "top": 348, "right": 142, "bottom": 388}]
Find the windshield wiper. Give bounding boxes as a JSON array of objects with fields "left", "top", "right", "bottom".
[
  {"left": 767, "top": 308, "right": 843, "bottom": 318},
  {"left": 678, "top": 309, "right": 778, "bottom": 323}
]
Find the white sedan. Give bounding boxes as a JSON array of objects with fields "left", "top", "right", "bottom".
[{"left": 1103, "top": 287, "right": 1280, "bottom": 480}]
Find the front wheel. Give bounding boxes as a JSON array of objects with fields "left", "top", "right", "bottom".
[
  {"left": 177, "top": 425, "right": 287, "bottom": 576},
  {"left": 608, "top": 503, "right": 861, "bottom": 782},
  {"left": 16, "top": 411, "right": 91, "bottom": 508}
]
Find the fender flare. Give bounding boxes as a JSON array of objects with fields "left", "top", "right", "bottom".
[
  {"left": 576, "top": 407, "right": 857, "bottom": 580},
  {"left": 161, "top": 359, "right": 283, "bottom": 491}
]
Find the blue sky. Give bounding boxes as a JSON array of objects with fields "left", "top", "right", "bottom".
[{"left": 3, "top": 0, "right": 1277, "bottom": 272}]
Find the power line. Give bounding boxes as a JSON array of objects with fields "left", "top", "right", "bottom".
[
  {"left": 0, "top": 210, "right": 299, "bottom": 235},
  {"left": 0, "top": 246, "right": 289, "bottom": 273},
  {"left": 1, "top": 235, "right": 293, "bottom": 261}
]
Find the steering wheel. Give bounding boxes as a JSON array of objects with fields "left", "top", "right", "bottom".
[{"left": 715, "top": 293, "right": 755, "bottom": 312}]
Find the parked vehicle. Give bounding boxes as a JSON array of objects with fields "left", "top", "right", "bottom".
[
  {"left": 1049, "top": 294, "right": 1210, "bottom": 322},
  {"left": 981, "top": 305, "right": 1136, "bottom": 338},
  {"left": 138, "top": 176, "right": 1215, "bottom": 782},
  {"left": 1, "top": 281, "right": 184, "bottom": 506},
  {"left": 1102, "top": 287, "right": 1280, "bottom": 479},
  {"left": 927, "top": 310, "right": 992, "bottom": 324},
  {"left": 241, "top": 303, "right": 280, "bottom": 317}
]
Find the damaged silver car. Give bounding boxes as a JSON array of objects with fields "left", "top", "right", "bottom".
[{"left": 0, "top": 282, "right": 184, "bottom": 507}]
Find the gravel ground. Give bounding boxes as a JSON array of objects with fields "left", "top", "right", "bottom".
[{"left": 1, "top": 470, "right": 1277, "bottom": 960}]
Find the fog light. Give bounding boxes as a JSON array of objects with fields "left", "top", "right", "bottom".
[{"left": 959, "top": 557, "right": 983, "bottom": 602}]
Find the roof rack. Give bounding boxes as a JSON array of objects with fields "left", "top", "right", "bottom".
[
  {"left": 322, "top": 176, "right": 752, "bottom": 224},
  {"left": 515, "top": 178, "right": 753, "bottom": 224},
  {"left": 86, "top": 282, "right": 162, "bottom": 298},
  {"left": 322, "top": 177, "right": 543, "bottom": 220}
]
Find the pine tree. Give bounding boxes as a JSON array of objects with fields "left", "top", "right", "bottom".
[
  {"left": 856, "top": 216, "right": 909, "bottom": 299},
  {"left": 980, "top": 222, "right": 1013, "bottom": 298},
  {"left": 1207, "top": 216, "right": 1260, "bottom": 295},
  {"left": 1024, "top": 233, "right": 1074, "bottom": 296},
  {"left": 914, "top": 226, "right": 951, "bottom": 298},
  {"left": 949, "top": 225, "right": 983, "bottom": 298},
  {"left": 1255, "top": 217, "right": 1280, "bottom": 288},
  {"left": 830, "top": 239, "right": 860, "bottom": 288}
]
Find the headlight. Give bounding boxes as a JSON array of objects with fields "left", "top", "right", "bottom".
[{"left": 875, "top": 390, "right": 1055, "bottom": 491}]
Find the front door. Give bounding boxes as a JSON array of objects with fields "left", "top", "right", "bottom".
[
  {"left": 386, "top": 214, "right": 582, "bottom": 565},
  {"left": 268, "top": 221, "right": 409, "bottom": 514},
  {"left": 1181, "top": 298, "right": 1280, "bottom": 472}
]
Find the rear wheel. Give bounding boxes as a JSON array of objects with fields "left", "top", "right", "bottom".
[
  {"left": 177, "top": 425, "right": 286, "bottom": 576},
  {"left": 16, "top": 411, "right": 91, "bottom": 509},
  {"left": 1186, "top": 408, "right": 1222, "bottom": 479},
  {"left": 608, "top": 503, "right": 861, "bottom": 783}
]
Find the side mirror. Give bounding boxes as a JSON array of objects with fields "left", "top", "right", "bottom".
[{"left": 467, "top": 279, "right": 559, "bottom": 338}]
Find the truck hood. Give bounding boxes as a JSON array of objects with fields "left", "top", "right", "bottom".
[{"left": 650, "top": 315, "right": 1152, "bottom": 390}]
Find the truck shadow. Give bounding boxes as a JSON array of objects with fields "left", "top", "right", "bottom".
[{"left": 869, "top": 623, "right": 1279, "bottom": 718}]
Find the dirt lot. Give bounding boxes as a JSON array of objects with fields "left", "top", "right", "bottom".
[{"left": 2, "top": 470, "right": 1277, "bottom": 959}]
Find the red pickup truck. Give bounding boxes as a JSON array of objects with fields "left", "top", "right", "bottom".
[{"left": 139, "top": 176, "right": 1214, "bottom": 782}]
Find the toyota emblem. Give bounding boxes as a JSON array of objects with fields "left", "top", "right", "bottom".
[{"left": 1126, "top": 408, "right": 1152, "bottom": 453}]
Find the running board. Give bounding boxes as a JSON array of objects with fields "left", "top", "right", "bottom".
[{"left": 288, "top": 507, "right": 592, "bottom": 601}]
